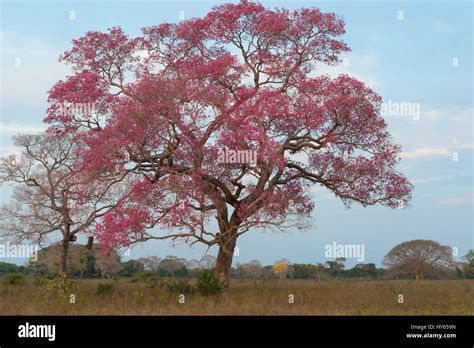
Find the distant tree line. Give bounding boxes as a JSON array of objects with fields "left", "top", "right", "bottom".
[{"left": 0, "top": 240, "right": 472, "bottom": 281}]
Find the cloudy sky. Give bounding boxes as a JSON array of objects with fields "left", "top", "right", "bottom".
[{"left": 0, "top": 0, "right": 472, "bottom": 267}]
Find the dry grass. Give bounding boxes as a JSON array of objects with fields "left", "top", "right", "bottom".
[{"left": 0, "top": 277, "right": 472, "bottom": 315}]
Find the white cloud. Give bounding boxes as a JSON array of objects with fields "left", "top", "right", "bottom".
[
  {"left": 421, "top": 107, "right": 473, "bottom": 122},
  {"left": 388, "top": 107, "right": 473, "bottom": 157},
  {"left": 412, "top": 176, "right": 447, "bottom": 184},
  {"left": 400, "top": 143, "right": 474, "bottom": 159},
  {"left": 400, "top": 147, "right": 451, "bottom": 159},
  {"left": 459, "top": 144, "right": 474, "bottom": 150},
  {"left": 0, "top": 122, "right": 44, "bottom": 135}
]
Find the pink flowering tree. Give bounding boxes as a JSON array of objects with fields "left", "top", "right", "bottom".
[{"left": 45, "top": 0, "right": 412, "bottom": 286}]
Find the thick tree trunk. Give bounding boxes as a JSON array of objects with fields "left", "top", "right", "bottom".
[
  {"left": 214, "top": 212, "right": 241, "bottom": 288},
  {"left": 215, "top": 235, "right": 237, "bottom": 288},
  {"left": 59, "top": 239, "right": 69, "bottom": 279},
  {"left": 86, "top": 236, "right": 94, "bottom": 250}
]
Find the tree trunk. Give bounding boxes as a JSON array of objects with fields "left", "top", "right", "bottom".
[
  {"left": 215, "top": 236, "right": 237, "bottom": 288},
  {"left": 59, "top": 239, "right": 69, "bottom": 279},
  {"left": 86, "top": 236, "right": 94, "bottom": 250}
]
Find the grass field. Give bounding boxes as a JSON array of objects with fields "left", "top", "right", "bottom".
[{"left": 0, "top": 278, "right": 472, "bottom": 315}]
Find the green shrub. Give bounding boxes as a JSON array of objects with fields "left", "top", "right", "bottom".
[
  {"left": 43, "top": 277, "right": 77, "bottom": 301},
  {"left": 96, "top": 282, "right": 114, "bottom": 295},
  {"left": 165, "top": 278, "right": 195, "bottom": 294},
  {"left": 34, "top": 276, "right": 47, "bottom": 286},
  {"left": 3, "top": 273, "right": 27, "bottom": 285},
  {"left": 133, "top": 270, "right": 158, "bottom": 288},
  {"left": 196, "top": 269, "right": 223, "bottom": 296}
]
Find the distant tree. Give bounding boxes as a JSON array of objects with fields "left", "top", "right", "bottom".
[
  {"left": 199, "top": 255, "right": 217, "bottom": 270},
  {"left": 79, "top": 253, "right": 95, "bottom": 278},
  {"left": 326, "top": 257, "right": 346, "bottom": 279},
  {"left": 94, "top": 247, "right": 123, "bottom": 278},
  {"left": 186, "top": 259, "right": 200, "bottom": 270},
  {"left": 31, "top": 244, "right": 92, "bottom": 277},
  {"left": 0, "top": 262, "right": 29, "bottom": 275},
  {"left": 313, "top": 263, "right": 329, "bottom": 281},
  {"left": 291, "top": 264, "right": 311, "bottom": 279},
  {"left": 234, "top": 260, "right": 269, "bottom": 279},
  {"left": 291, "top": 263, "right": 326, "bottom": 280},
  {"left": 275, "top": 258, "right": 293, "bottom": 278},
  {"left": 137, "top": 256, "right": 161, "bottom": 271},
  {"left": 461, "top": 249, "right": 474, "bottom": 279},
  {"left": 0, "top": 133, "right": 128, "bottom": 278},
  {"left": 345, "top": 263, "right": 379, "bottom": 279},
  {"left": 383, "top": 240, "right": 455, "bottom": 279},
  {"left": 158, "top": 256, "right": 188, "bottom": 277},
  {"left": 31, "top": 243, "right": 121, "bottom": 278},
  {"left": 276, "top": 258, "right": 291, "bottom": 266},
  {"left": 119, "top": 259, "right": 145, "bottom": 277},
  {"left": 272, "top": 262, "right": 289, "bottom": 280}
]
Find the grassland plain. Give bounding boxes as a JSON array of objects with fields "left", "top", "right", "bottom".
[{"left": 0, "top": 278, "right": 472, "bottom": 315}]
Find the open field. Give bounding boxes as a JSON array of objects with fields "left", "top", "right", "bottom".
[{"left": 0, "top": 278, "right": 472, "bottom": 315}]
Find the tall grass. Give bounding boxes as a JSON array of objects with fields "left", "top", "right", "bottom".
[{"left": 0, "top": 277, "right": 472, "bottom": 315}]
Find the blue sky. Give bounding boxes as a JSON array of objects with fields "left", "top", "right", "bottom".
[{"left": 0, "top": 0, "right": 472, "bottom": 267}]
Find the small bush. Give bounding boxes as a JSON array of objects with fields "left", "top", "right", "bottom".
[
  {"left": 34, "top": 276, "right": 47, "bottom": 286},
  {"left": 3, "top": 273, "right": 27, "bottom": 285},
  {"left": 96, "top": 282, "right": 114, "bottom": 295},
  {"left": 43, "top": 277, "right": 77, "bottom": 301},
  {"left": 196, "top": 269, "right": 223, "bottom": 296},
  {"left": 133, "top": 270, "right": 158, "bottom": 288},
  {"left": 165, "top": 278, "right": 195, "bottom": 294}
]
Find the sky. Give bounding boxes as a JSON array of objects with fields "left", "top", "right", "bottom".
[{"left": 0, "top": 0, "right": 472, "bottom": 267}]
